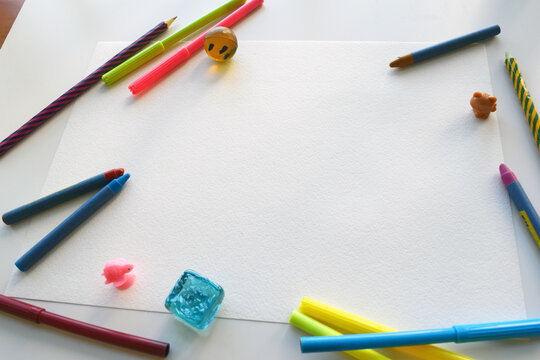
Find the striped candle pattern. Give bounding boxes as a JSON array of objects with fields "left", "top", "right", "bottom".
[
  {"left": 0, "top": 20, "right": 170, "bottom": 157},
  {"left": 505, "top": 54, "right": 540, "bottom": 150}
]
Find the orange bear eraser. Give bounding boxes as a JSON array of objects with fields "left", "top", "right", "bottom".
[{"left": 470, "top": 91, "right": 497, "bottom": 119}]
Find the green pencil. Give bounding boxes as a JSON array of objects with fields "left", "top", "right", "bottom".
[{"left": 102, "top": 0, "right": 245, "bottom": 86}]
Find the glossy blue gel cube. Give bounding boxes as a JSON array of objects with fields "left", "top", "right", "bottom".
[{"left": 164, "top": 270, "right": 225, "bottom": 330}]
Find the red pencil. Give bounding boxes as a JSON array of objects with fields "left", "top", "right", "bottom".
[{"left": 0, "top": 294, "right": 170, "bottom": 357}]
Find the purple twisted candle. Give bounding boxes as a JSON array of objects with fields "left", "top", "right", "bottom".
[{"left": 0, "top": 17, "right": 176, "bottom": 157}]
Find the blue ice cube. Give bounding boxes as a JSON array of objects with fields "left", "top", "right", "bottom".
[{"left": 164, "top": 270, "right": 225, "bottom": 330}]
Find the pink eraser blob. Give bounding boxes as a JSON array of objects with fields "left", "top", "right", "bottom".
[
  {"left": 114, "top": 274, "right": 136, "bottom": 290},
  {"left": 102, "top": 258, "right": 135, "bottom": 290}
]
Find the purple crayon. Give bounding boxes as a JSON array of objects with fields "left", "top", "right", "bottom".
[
  {"left": 0, "top": 17, "right": 176, "bottom": 158},
  {"left": 500, "top": 163, "right": 540, "bottom": 247}
]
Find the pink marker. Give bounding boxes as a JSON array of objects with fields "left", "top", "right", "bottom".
[{"left": 128, "top": 0, "right": 264, "bottom": 95}]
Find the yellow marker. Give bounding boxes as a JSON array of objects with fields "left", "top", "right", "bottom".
[
  {"left": 290, "top": 311, "right": 390, "bottom": 360},
  {"left": 300, "top": 298, "right": 475, "bottom": 360}
]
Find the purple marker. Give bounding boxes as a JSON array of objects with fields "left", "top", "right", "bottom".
[{"left": 500, "top": 163, "right": 540, "bottom": 247}]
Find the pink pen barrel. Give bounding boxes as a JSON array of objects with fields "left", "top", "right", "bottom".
[
  {"left": 212, "top": 0, "right": 263, "bottom": 30},
  {"left": 128, "top": 48, "right": 191, "bottom": 95},
  {"left": 129, "top": 0, "right": 264, "bottom": 95}
]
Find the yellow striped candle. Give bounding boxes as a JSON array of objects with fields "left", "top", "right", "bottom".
[{"left": 505, "top": 53, "right": 540, "bottom": 150}]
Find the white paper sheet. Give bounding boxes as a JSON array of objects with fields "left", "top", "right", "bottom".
[{"left": 6, "top": 41, "right": 526, "bottom": 328}]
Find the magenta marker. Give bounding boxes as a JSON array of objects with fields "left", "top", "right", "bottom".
[{"left": 500, "top": 163, "right": 540, "bottom": 247}]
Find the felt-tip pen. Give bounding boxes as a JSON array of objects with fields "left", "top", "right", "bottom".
[{"left": 300, "top": 318, "right": 540, "bottom": 353}]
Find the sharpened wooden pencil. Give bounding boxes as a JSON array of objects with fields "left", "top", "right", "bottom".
[{"left": 0, "top": 17, "right": 176, "bottom": 157}]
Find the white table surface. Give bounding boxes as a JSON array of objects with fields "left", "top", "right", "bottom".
[{"left": 2, "top": 1, "right": 540, "bottom": 359}]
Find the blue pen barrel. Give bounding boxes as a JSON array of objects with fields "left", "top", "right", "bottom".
[
  {"left": 300, "top": 318, "right": 540, "bottom": 353},
  {"left": 455, "top": 319, "right": 540, "bottom": 342},
  {"left": 3, "top": 173, "right": 110, "bottom": 225},
  {"left": 412, "top": 24, "right": 500, "bottom": 63},
  {"left": 301, "top": 328, "right": 455, "bottom": 353},
  {"left": 15, "top": 174, "right": 129, "bottom": 272}
]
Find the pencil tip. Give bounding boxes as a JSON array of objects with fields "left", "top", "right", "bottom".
[
  {"left": 389, "top": 54, "right": 414, "bottom": 68},
  {"left": 165, "top": 16, "right": 177, "bottom": 27}
]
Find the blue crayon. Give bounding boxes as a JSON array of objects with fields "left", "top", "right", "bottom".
[
  {"left": 3, "top": 168, "right": 124, "bottom": 225},
  {"left": 500, "top": 163, "right": 540, "bottom": 247},
  {"left": 301, "top": 318, "right": 540, "bottom": 353},
  {"left": 15, "top": 174, "right": 130, "bottom": 272},
  {"left": 390, "top": 24, "right": 501, "bottom": 67}
]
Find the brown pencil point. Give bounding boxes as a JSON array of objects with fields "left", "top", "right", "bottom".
[
  {"left": 389, "top": 54, "right": 414, "bottom": 68},
  {"left": 165, "top": 16, "right": 177, "bottom": 28}
]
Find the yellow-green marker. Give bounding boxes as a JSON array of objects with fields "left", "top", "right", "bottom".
[
  {"left": 290, "top": 310, "right": 391, "bottom": 360},
  {"left": 102, "top": 0, "right": 245, "bottom": 86}
]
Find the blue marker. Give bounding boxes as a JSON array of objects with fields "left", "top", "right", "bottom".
[
  {"left": 3, "top": 168, "right": 124, "bottom": 225},
  {"left": 500, "top": 163, "right": 540, "bottom": 247},
  {"left": 389, "top": 24, "right": 501, "bottom": 67},
  {"left": 300, "top": 318, "right": 540, "bottom": 353},
  {"left": 15, "top": 174, "right": 130, "bottom": 272}
]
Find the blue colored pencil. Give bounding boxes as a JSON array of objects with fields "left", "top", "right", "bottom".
[
  {"left": 3, "top": 169, "right": 124, "bottom": 225},
  {"left": 389, "top": 24, "right": 501, "bottom": 67},
  {"left": 15, "top": 174, "right": 130, "bottom": 272},
  {"left": 301, "top": 318, "right": 540, "bottom": 353}
]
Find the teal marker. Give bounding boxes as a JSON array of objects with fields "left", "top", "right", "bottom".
[{"left": 15, "top": 174, "right": 130, "bottom": 272}]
